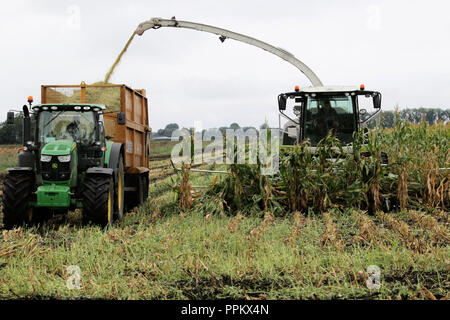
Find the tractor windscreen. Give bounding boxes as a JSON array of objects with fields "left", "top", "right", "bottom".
[
  {"left": 304, "top": 95, "right": 355, "bottom": 145},
  {"left": 38, "top": 111, "right": 96, "bottom": 145}
]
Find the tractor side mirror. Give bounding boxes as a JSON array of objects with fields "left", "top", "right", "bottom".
[
  {"left": 117, "top": 112, "right": 126, "bottom": 125},
  {"left": 278, "top": 94, "right": 287, "bottom": 111},
  {"left": 6, "top": 112, "right": 14, "bottom": 124},
  {"left": 373, "top": 93, "right": 381, "bottom": 109}
]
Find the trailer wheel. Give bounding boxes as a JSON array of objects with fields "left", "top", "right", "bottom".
[
  {"left": 114, "top": 155, "right": 125, "bottom": 221},
  {"left": 142, "top": 174, "right": 149, "bottom": 202},
  {"left": 82, "top": 174, "right": 114, "bottom": 227},
  {"left": 2, "top": 172, "right": 35, "bottom": 229},
  {"left": 125, "top": 174, "right": 148, "bottom": 211}
]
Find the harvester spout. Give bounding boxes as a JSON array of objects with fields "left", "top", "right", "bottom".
[
  {"left": 134, "top": 17, "right": 324, "bottom": 86},
  {"left": 135, "top": 18, "right": 159, "bottom": 36}
]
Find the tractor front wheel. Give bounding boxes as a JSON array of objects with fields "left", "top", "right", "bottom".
[
  {"left": 82, "top": 174, "right": 114, "bottom": 227},
  {"left": 2, "top": 171, "right": 35, "bottom": 229}
]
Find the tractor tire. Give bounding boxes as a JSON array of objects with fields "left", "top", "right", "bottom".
[
  {"left": 2, "top": 172, "right": 35, "bottom": 229},
  {"left": 82, "top": 174, "right": 114, "bottom": 227},
  {"left": 114, "top": 155, "right": 125, "bottom": 221}
]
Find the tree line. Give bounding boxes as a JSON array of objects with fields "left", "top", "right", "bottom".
[
  {"left": 378, "top": 108, "right": 450, "bottom": 128},
  {"left": 151, "top": 122, "right": 263, "bottom": 138}
]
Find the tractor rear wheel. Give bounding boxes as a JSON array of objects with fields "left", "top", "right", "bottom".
[
  {"left": 82, "top": 174, "right": 114, "bottom": 227},
  {"left": 2, "top": 172, "right": 35, "bottom": 229}
]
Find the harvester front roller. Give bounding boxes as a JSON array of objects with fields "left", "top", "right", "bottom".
[{"left": 82, "top": 170, "right": 115, "bottom": 227}]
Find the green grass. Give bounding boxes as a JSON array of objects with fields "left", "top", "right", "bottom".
[
  {"left": 0, "top": 160, "right": 448, "bottom": 299},
  {"left": 150, "top": 141, "right": 178, "bottom": 158},
  {"left": 150, "top": 140, "right": 214, "bottom": 158},
  {"left": 0, "top": 145, "right": 19, "bottom": 172},
  {"left": 0, "top": 197, "right": 447, "bottom": 299}
]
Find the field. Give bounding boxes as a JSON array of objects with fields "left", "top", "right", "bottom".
[
  {"left": 0, "top": 122, "right": 448, "bottom": 300},
  {"left": 0, "top": 145, "right": 20, "bottom": 173}
]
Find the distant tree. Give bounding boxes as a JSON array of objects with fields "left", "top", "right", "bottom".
[
  {"left": 153, "top": 123, "right": 180, "bottom": 137},
  {"left": 229, "top": 123, "right": 240, "bottom": 131},
  {"left": 242, "top": 126, "right": 257, "bottom": 132},
  {"left": 0, "top": 116, "right": 23, "bottom": 144},
  {"left": 378, "top": 108, "right": 450, "bottom": 127},
  {"left": 381, "top": 111, "right": 395, "bottom": 128},
  {"left": 425, "top": 109, "right": 437, "bottom": 125},
  {"left": 399, "top": 108, "right": 423, "bottom": 124},
  {"left": 219, "top": 127, "right": 228, "bottom": 135},
  {"left": 165, "top": 123, "right": 179, "bottom": 131},
  {"left": 260, "top": 123, "right": 269, "bottom": 130},
  {"left": 164, "top": 123, "right": 179, "bottom": 136},
  {"left": 438, "top": 109, "right": 450, "bottom": 122}
]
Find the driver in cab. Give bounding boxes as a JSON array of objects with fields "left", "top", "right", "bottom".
[
  {"left": 67, "top": 120, "right": 80, "bottom": 141},
  {"left": 317, "top": 100, "right": 339, "bottom": 137}
]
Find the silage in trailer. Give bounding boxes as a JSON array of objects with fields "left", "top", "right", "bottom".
[{"left": 43, "top": 82, "right": 122, "bottom": 111}]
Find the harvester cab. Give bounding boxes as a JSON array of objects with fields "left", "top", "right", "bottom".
[{"left": 278, "top": 85, "right": 382, "bottom": 147}]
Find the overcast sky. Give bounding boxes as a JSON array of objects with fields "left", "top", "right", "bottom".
[{"left": 1, "top": 0, "right": 449, "bottom": 130}]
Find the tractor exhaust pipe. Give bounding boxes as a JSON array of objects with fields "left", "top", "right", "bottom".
[{"left": 22, "top": 104, "right": 31, "bottom": 146}]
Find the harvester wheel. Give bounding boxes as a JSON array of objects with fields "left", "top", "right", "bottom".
[
  {"left": 2, "top": 172, "right": 35, "bottom": 229},
  {"left": 82, "top": 174, "right": 114, "bottom": 227},
  {"left": 114, "top": 155, "right": 125, "bottom": 221}
]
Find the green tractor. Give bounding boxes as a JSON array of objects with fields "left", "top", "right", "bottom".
[{"left": 3, "top": 101, "right": 127, "bottom": 228}]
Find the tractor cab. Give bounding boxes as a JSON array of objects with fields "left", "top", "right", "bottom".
[
  {"left": 6, "top": 103, "right": 105, "bottom": 172},
  {"left": 29, "top": 104, "right": 111, "bottom": 175},
  {"left": 278, "top": 85, "right": 382, "bottom": 146}
]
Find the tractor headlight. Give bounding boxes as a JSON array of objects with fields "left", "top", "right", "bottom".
[
  {"left": 41, "top": 155, "right": 52, "bottom": 162},
  {"left": 57, "top": 155, "right": 71, "bottom": 162}
]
